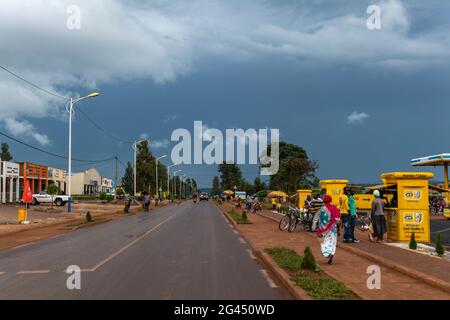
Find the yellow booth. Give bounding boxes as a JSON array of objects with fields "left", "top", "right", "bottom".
[
  {"left": 320, "top": 180, "right": 348, "bottom": 212},
  {"left": 380, "top": 172, "right": 433, "bottom": 243},
  {"left": 297, "top": 189, "right": 312, "bottom": 209}
]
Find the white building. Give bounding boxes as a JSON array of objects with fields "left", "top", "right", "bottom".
[
  {"left": 70, "top": 168, "right": 114, "bottom": 196},
  {"left": 48, "top": 167, "right": 67, "bottom": 194},
  {"left": 0, "top": 160, "right": 20, "bottom": 203}
]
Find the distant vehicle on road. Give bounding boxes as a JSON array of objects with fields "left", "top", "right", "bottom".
[
  {"left": 199, "top": 192, "right": 209, "bottom": 201},
  {"left": 31, "top": 191, "right": 69, "bottom": 206}
]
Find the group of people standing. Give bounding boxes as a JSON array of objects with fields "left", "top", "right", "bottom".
[
  {"left": 143, "top": 193, "right": 160, "bottom": 212},
  {"left": 304, "top": 189, "right": 387, "bottom": 265}
]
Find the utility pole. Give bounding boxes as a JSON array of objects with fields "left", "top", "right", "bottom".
[{"left": 114, "top": 153, "right": 118, "bottom": 200}]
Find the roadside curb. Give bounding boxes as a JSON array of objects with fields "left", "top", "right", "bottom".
[
  {"left": 216, "top": 203, "right": 312, "bottom": 300},
  {"left": 256, "top": 211, "right": 450, "bottom": 295},
  {"left": 255, "top": 250, "right": 312, "bottom": 300}
]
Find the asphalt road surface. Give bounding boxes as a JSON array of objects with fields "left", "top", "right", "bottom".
[
  {"left": 0, "top": 201, "right": 285, "bottom": 300},
  {"left": 430, "top": 218, "right": 450, "bottom": 246}
]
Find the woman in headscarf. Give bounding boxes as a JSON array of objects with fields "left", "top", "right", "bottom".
[
  {"left": 316, "top": 195, "right": 341, "bottom": 265},
  {"left": 371, "top": 190, "right": 387, "bottom": 243}
]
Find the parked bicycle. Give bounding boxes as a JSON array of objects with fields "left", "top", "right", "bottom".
[{"left": 287, "top": 206, "right": 311, "bottom": 233}]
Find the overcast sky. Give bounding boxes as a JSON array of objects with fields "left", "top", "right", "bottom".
[{"left": 0, "top": 0, "right": 449, "bottom": 187}]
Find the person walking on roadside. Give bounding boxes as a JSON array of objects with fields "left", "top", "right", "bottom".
[
  {"left": 371, "top": 190, "right": 387, "bottom": 243},
  {"left": 143, "top": 193, "right": 150, "bottom": 212},
  {"left": 317, "top": 195, "right": 341, "bottom": 265},
  {"left": 310, "top": 194, "right": 324, "bottom": 232},
  {"left": 345, "top": 189, "right": 359, "bottom": 243},
  {"left": 340, "top": 190, "right": 350, "bottom": 242}
]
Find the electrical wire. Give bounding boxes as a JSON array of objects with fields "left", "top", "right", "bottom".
[
  {"left": 75, "top": 106, "right": 134, "bottom": 144},
  {"left": 0, "top": 130, "right": 115, "bottom": 163},
  {"left": 0, "top": 65, "right": 67, "bottom": 100}
]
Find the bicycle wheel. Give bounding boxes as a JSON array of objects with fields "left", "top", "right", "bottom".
[
  {"left": 288, "top": 217, "right": 298, "bottom": 233},
  {"left": 279, "top": 215, "right": 291, "bottom": 231}
]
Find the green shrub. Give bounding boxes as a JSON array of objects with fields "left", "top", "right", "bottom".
[
  {"left": 435, "top": 232, "right": 445, "bottom": 256},
  {"left": 86, "top": 211, "right": 92, "bottom": 223},
  {"left": 242, "top": 211, "right": 248, "bottom": 221},
  {"left": 301, "top": 246, "right": 319, "bottom": 272},
  {"left": 409, "top": 232, "right": 417, "bottom": 250}
]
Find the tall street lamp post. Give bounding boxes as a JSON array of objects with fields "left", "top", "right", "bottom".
[
  {"left": 133, "top": 139, "right": 148, "bottom": 197},
  {"left": 155, "top": 155, "right": 167, "bottom": 199},
  {"left": 167, "top": 164, "right": 178, "bottom": 199},
  {"left": 67, "top": 92, "right": 100, "bottom": 213}
]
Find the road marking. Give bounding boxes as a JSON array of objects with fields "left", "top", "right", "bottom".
[
  {"left": 83, "top": 215, "right": 176, "bottom": 272},
  {"left": 260, "top": 269, "right": 278, "bottom": 288},
  {"left": 238, "top": 237, "right": 246, "bottom": 244},
  {"left": 17, "top": 270, "right": 50, "bottom": 275},
  {"left": 246, "top": 249, "right": 256, "bottom": 260},
  {"left": 0, "top": 272, "right": 5, "bottom": 276},
  {"left": 233, "top": 229, "right": 239, "bottom": 235}
]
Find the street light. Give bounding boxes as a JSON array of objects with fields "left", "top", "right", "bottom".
[
  {"left": 155, "top": 155, "right": 167, "bottom": 199},
  {"left": 167, "top": 164, "right": 178, "bottom": 199},
  {"left": 173, "top": 170, "right": 182, "bottom": 199},
  {"left": 132, "top": 138, "right": 148, "bottom": 197},
  {"left": 67, "top": 92, "right": 100, "bottom": 213}
]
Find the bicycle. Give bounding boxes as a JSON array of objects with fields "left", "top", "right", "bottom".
[
  {"left": 278, "top": 210, "right": 292, "bottom": 231},
  {"left": 287, "top": 206, "right": 311, "bottom": 233}
]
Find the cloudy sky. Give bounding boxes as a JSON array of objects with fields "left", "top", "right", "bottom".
[{"left": 0, "top": 0, "right": 449, "bottom": 187}]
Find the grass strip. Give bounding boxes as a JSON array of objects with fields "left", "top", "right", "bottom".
[
  {"left": 228, "top": 210, "right": 251, "bottom": 224},
  {"left": 265, "top": 247, "right": 359, "bottom": 300}
]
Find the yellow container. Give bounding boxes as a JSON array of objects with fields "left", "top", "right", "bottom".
[
  {"left": 18, "top": 208, "right": 27, "bottom": 224},
  {"left": 381, "top": 172, "right": 433, "bottom": 243},
  {"left": 297, "top": 189, "right": 312, "bottom": 209},
  {"left": 320, "top": 180, "right": 348, "bottom": 212}
]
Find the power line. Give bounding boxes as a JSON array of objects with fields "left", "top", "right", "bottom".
[
  {"left": 75, "top": 106, "right": 133, "bottom": 144},
  {"left": 0, "top": 130, "right": 115, "bottom": 163},
  {"left": 0, "top": 65, "right": 67, "bottom": 100}
]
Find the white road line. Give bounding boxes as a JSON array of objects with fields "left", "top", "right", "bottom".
[
  {"left": 233, "top": 229, "right": 239, "bottom": 235},
  {"left": 83, "top": 214, "right": 176, "bottom": 272},
  {"left": 246, "top": 249, "right": 256, "bottom": 260},
  {"left": 238, "top": 237, "right": 246, "bottom": 244},
  {"left": 260, "top": 269, "right": 278, "bottom": 288},
  {"left": 17, "top": 270, "right": 50, "bottom": 275},
  {"left": 0, "top": 272, "right": 5, "bottom": 276}
]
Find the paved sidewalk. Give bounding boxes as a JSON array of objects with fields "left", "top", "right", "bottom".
[{"left": 222, "top": 203, "right": 450, "bottom": 300}]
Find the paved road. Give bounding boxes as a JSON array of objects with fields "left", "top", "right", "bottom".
[
  {"left": 0, "top": 201, "right": 284, "bottom": 300},
  {"left": 430, "top": 218, "right": 450, "bottom": 246}
]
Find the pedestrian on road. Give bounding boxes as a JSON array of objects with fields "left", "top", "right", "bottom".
[
  {"left": 317, "top": 195, "right": 341, "bottom": 265},
  {"left": 371, "top": 190, "right": 387, "bottom": 243},
  {"left": 144, "top": 193, "right": 150, "bottom": 212}
]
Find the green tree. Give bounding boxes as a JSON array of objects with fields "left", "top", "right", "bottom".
[
  {"left": 212, "top": 176, "right": 221, "bottom": 195},
  {"left": 409, "top": 232, "right": 417, "bottom": 250},
  {"left": 122, "top": 162, "right": 134, "bottom": 195},
  {"left": 254, "top": 177, "right": 266, "bottom": 192},
  {"left": 435, "top": 232, "right": 445, "bottom": 256},
  {"left": 262, "top": 142, "right": 318, "bottom": 193},
  {"left": 0, "top": 143, "right": 13, "bottom": 161},
  {"left": 46, "top": 184, "right": 61, "bottom": 208},
  {"left": 218, "top": 162, "right": 243, "bottom": 191}
]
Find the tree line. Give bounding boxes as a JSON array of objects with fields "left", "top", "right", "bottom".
[{"left": 212, "top": 141, "right": 319, "bottom": 196}]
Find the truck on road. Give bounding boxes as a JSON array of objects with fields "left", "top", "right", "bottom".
[{"left": 32, "top": 191, "right": 69, "bottom": 207}]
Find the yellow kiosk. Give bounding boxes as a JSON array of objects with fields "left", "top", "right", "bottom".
[
  {"left": 411, "top": 153, "right": 450, "bottom": 219},
  {"left": 320, "top": 180, "right": 348, "bottom": 212},
  {"left": 379, "top": 172, "right": 433, "bottom": 243},
  {"left": 296, "top": 189, "right": 312, "bottom": 209}
]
